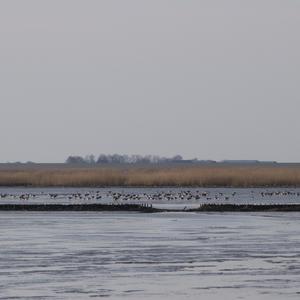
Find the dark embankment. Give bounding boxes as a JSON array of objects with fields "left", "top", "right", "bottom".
[
  {"left": 0, "top": 203, "right": 162, "bottom": 212},
  {"left": 1, "top": 165, "right": 300, "bottom": 187},
  {"left": 1, "top": 203, "right": 300, "bottom": 212}
]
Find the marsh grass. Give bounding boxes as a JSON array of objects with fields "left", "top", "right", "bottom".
[{"left": 1, "top": 166, "right": 300, "bottom": 187}]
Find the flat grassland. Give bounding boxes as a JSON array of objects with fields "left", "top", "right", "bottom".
[{"left": 1, "top": 164, "right": 300, "bottom": 187}]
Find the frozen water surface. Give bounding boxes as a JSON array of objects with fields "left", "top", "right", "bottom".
[{"left": 0, "top": 206, "right": 300, "bottom": 299}]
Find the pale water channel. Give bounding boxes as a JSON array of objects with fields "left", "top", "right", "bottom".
[{"left": 0, "top": 188, "right": 300, "bottom": 299}]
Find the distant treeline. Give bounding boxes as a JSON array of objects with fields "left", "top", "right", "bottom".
[
  {"left": 65, "top": 155, "right": 278, "bottom": 165},
  {"left": 65, "top": 154, "right": 196, "bottom": 165}
]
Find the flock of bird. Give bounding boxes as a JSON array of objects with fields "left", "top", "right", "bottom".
[
  {"left": 260, "top": 191, "right": 300, "bottom": 197},
  {"left": 1, "top": 189, "right": 300, "bottom": 203}
]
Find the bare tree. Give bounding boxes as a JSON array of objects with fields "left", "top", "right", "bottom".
[{"left": 65, "top": 156, "right": 85, "bottom": 164}]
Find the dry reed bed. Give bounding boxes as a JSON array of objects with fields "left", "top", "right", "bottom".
[{"left": 1, "top": 166, "right": 300, "bottom": 187}]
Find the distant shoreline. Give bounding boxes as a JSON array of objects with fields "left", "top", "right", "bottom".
[
  {"left": 1, "top": 165, "right": 300, "bottom": 187},
  {"left": 0, "top": 203, "right": 300, "bottom": 212}
]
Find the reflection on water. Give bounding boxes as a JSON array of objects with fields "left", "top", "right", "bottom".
[{"left": 0, "top": 210, "right": 300, "bottom": 299}]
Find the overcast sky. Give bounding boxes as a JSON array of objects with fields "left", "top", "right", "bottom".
[{"left": 0, "top": 0, "right": 299, "bottom": 162}]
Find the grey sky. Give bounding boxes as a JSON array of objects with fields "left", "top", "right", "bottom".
[{"left": 0, "top": 0, "right": 299, "bottom": 162}]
